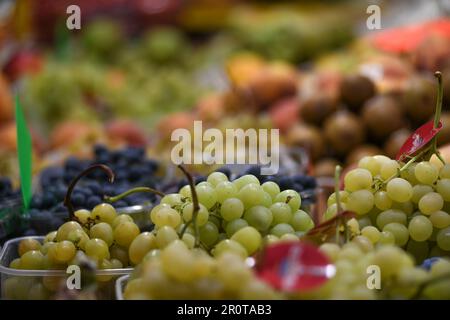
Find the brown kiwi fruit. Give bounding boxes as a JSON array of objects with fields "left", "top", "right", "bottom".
[
  {"left": 402, "top": 76, "right": 437, "bottom": 123},
  {"left": 362, "top": 95, "right": 404, "bottom": 141},
  {"left": 346, "top": 144, "right": 382, "bottom": 166},
  {"left": 286, "top": 123, "right": 324, "bottom": 160},
  {"left": 314, "top": 158, "right": 340, "bottom": 177},
  {"left": 324, "top": 110, "right": 365, "bottom": 155},
  {"left": 300, "top": 94, "right": 338, "bottom": 125},
  {"left": 383, "top": 128, "right": 412, "bottom": 159},
  {"left": 340, "top": 74, "right": 376, "bottom": 111}
]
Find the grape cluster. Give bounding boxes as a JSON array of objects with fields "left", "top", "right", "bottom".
[
  {"left": 148, "top": 171, "right": 315, "bottom": 258},
  {"left": 5, "top": 203, "right": 141, "bottom": 299},
  {"left": 26, "top": 145, "right": 159, "bottom": 235},
  {"left": 124, "top": 242, "right": 280, "bottom": 299},
  {"left": 313, "top": 241, "right": 450, "bottom": 299},
  {"left": 326, "top": 155, "right": 450, "bottom": 263},
  {"left": 0, "top": 177, "right": 19, "bottom": 201}
]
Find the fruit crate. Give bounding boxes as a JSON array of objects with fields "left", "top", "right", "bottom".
[
  {"left": 0, "top": 197, "right": 23, "bottom": 241},
  {"left": 0, "top": 236, "right": 132, "bottom": 300},
  {"left": 115, "top": 274, "right": 129, "bottom": 300}
]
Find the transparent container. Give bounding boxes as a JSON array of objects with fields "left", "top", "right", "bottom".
[
  {"left": 115, "top": 274, "right": 129, "bottom": 300},
  {"left": 0, "top": 236, "right": 132, "bottom": 300},
  {"left": 0, "top": 197, "right": 23, "bottom": 241}
]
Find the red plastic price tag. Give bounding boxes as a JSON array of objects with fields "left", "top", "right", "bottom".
[
  {"left": 256, "top": 242, "right": 335, "bottom": 292},
  {"left": 396, "top": 120, "right": 442, "bottom": 161}
]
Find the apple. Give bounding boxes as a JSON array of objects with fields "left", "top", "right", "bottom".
[
  {"left": 268, "top": 97, "right": 300, "bottom": 133},
  {"left": 106, "top": 120, "right": 148, "bottom": 147}
]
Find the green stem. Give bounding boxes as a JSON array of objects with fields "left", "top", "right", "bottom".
[
  {"left": 178, "top": 165, "right": 200, "bottom": 247},
  {"left": 104, "top": 187, "right": 165, "bottom": 203},
  {"left": 434, "top": 71, "right": 443, "bottom": 129}
]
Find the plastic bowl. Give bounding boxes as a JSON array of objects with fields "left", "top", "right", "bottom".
[
  {"left": 0, "top": 236, "right": 132, "bottom": 300},
  {"left": 115, "top": 274, "right": 129, "bottom": 300}
]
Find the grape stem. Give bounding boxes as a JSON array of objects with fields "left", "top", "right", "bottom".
[
  {"left": 104, "top": 187, "right": 165, "bottom": 203},
  {"left": 64, "top": 164, "right": 115, "bottom": 222},
  {"left": 177, "top": 165, "right": 200, "bottom": 247}
]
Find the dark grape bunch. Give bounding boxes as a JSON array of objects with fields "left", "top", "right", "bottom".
[
  {"left": 26, "top": 145, "right": 160, "bottom": 235},
  {"left": 0, "top": 177, "right": 20, "bottom": 201}
]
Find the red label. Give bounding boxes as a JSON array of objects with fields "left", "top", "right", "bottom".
[
  {"left": 396, "top": 120, "right": 442, "bottom": 161},
  {"left": 256, "top": 242, "right": 334, "bottom": 292}
]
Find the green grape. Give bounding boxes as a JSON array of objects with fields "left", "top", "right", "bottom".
[
  {"left": 270, "top": 223, "right": 295, "bottom": 237},
  {"left": 85, "top": 238, "right": 110, "bottom": 261},
  {"left": 415, "top": 161, "right": 439, "bottom": 185},
  {"left": 374, "top": 191, "right": 392, "bottom": 210},
  {"left": 237, "top": 183, "right": 264, "bottom": 209},
  {"left": 319, "top": 243, "right": 340, "bottom": 261},
  {"left": 244, "top": 206, "right": 273, "bottom": 232},
  {"left": 344, "top": 168, "right": 372, "bottom": 192},
  {"left": 373, "top": 155, "right": 391, "bottom": 165},
  {"left": 74, "top": 209, "right": 91, "bottom": 224},
  {"left": 112, "top": 214, "right": 133, "bottom": 229},
  {"left": 44, "top": 231, "right": 57, "bottom": 243},
  {"left": 280, "top": 233, "right": 299, "bottom": 242},
  {"left": 161, "top": 193, "right": 184, "bottom": 207},
  {"left": 156, "top": 226, "right": 179, "bottom": 248},
  {"left": 196, "top": 181, "right": 212, "bottom": 188},
  {"left": 110, "top": 244, "right": 129, "bottom": 266},
  {"left": 361, "top": 226, "right": 380, "bottom": 244},
  {"left": 209, "top": 215, "right": 221, "bottom": 229},
  {"left": 439, "top": 164, "right": 450, "bottom": 179},
  {"left": 161, "top": 240, "right": 195, "bottom": 283},
  {"left": 9, "top": 258, "right": 21, "bottom": 269},
  {"left": 233, "top": 174, "right": 260, "bottom": 190},
  {"left": 270, "top": 202, "right": 292, "bottom": 225},
  {"left": 324, "top": 203, "right": 347, "bottom": 220},
  {"left": 380, "top": 160, "right": 400, "bottom": 180},
  {"left": 372, "top": 245, "right": 408, "bottom": 279},
  {"left": 220, "top": 198, "right": 244, "bottom": 221},
  {"left": 411, "top": 185, "right": 434, "bottom": 203},
  {"left": 182, "top": 203, "right": 209, "bottom": 226},
  {"left": 274, "top": 189, "right": 301, "bottom": 213},
  {"left": 18, "top": 238, "right": 41, "bottom": 257},
  {"left": 56, "top": 221, "right": 83, "bottom": 242},
  {"left": 262, "top": 181, "right": 281, "bottom": 200},
  {"left": 213, "top": 239, "right": 247, "bottom": 258},
  {"left": 20, "top": 250, "right": 45, "bottom": 269},
  {"left": 215, "top": 181, "right": 238, "bottom": 203},
  {"left": 383, "top": 223, "right": 409, "bottom": 246},
  {"left": 358, "top": 156, "right": 381, "bottom": 176},
  {"left": 199, "top": 222, "right": 219, "bottom": 247},
  {"left": 207, "top": 172, "right": 228, "bottom": 187},
  {"left": 419, "top": 192, "right": 444, "bottom": 215},
  {"left": 357, "top": 216, "right": 372, "bottom": 229},
  {"left": 150, "top": 203, "right": 171, "bottom": 223},
  {"left": 196, "top": 184, "right": 218, "bottom": 209},
  {"left": 263, "top": 234, "right": 279, "bottom": 245},
  {"left": 347, "top": 190, "right": 374, "bottom": 215},
  {"left": 91, "top": 203, "right": 117, "bottom": 225},
  {"left": 179, "top": 185, "right": 191, "bottom": 199},
  {"left": 376, "top": 209, "right": 407, "bottom": 229},
  {"left": 436, "top": 179, "right": 450, "bottom": 201},
  {"left": 408, "top": 216, "right": 433, "bottom": 241},
  {"left": 49, "top": 241, "right": 76, "bottom": 265},
  {"left": 327, "top": 191, "right": 349, "bottom": 206},
  {"left": 392, "top": 201, "right": 414, "bottom": 215},
  {"left": 129, "top": 232, "right": 157, "bottom": 265},
  {"left": 290, "top": 210, "right": 314, "bottom": 232},
  {"left": 261, "top": 191, "right": 273, "bottom": 208},
  {"left": 110, "top": 258, "right": 123, "bottom": 269},
  {"left": 28, "top": 283, "right": 50, "bottom": 300},
  {"left": 151, "top": 206, "right": 181, "bottom": 228},
  {"left": 406, "top": 240, "right": 429, "bottom": 264},
  {"left": 400, "top": 163, "right": 420, "bottom": 185},
  {"left": 225, "top": 219, "right": 249, "bottom": 238},
  {"left": 67, "top": 229, "right": 89, "bottom": 250},
  {"left": 378, "top": 230, "right": 396, "bottom": 245},
  {"left": 436, "top": 227, "right": 450, "bottom": 251},
  {"left": 217, "top": 233, "right": 227, "bottom": 242},
  {"left": 386, "top": 178, "right": 413, "bottom": 203},
  {"left": 429, "top": 211, "right": 450, "bottom": 228},
  {"left": 181, "top": 233, "right": 195, "bottom": 249},
  {"left": 231, "top": 226, "right": 262, "bottom": 255},
  {"left": 89, "top": 222, "right": 114, "bottom": 246},
  {"left": 114, "top": 221, "right": 140, "bottom": 247}
]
